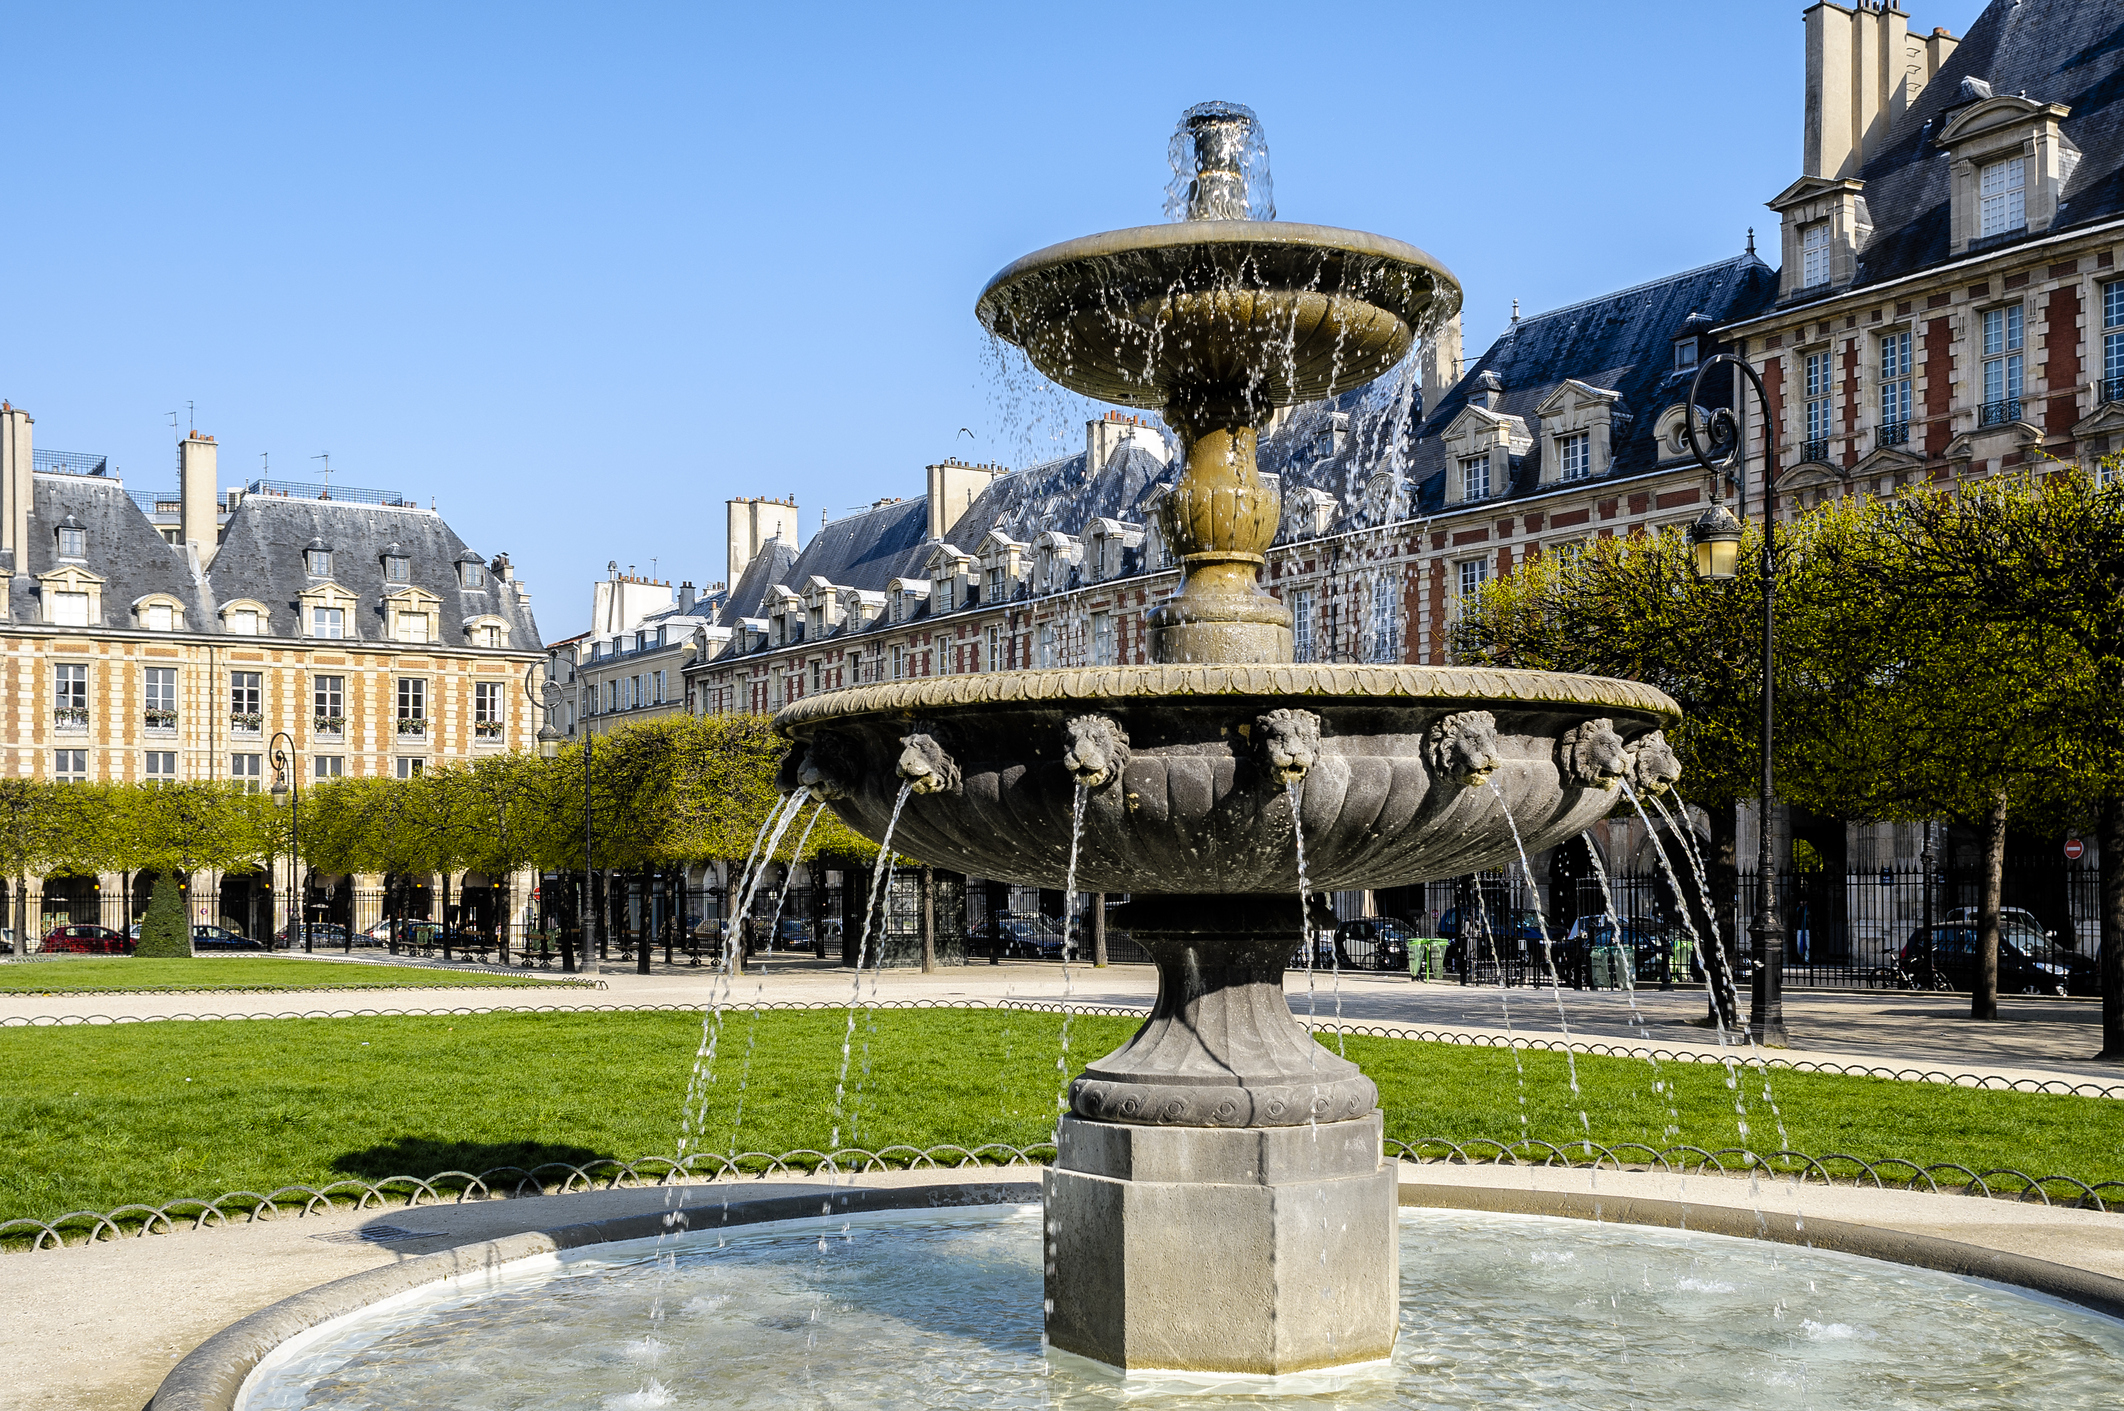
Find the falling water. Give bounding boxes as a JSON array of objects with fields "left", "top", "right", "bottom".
[
  {"left": 832, "top": 783, "right": 913, "bottom": 1155},
  {"left": 728, "top": 800, "right": 826, "bottom": 1159},
  {"left": 1646, "top": 789, "right": 1793, "bottom": 1157},
  {"left": 1052, "top": 784, "right": 1088, "bottom": 1128},
  {"left": 1614, "top": 781, "right": 1752, "bottom": 1141},
  {"left": 1287, "top": 779, "right": 1346, "bottom": 1060},
  {"left": 1581, "top": 834, "right": 1683, "bottom": 1151},
  {"left": 677, "top": 789, "right": 808, "bottom": 1170},
  {"left": 1487, "top": 782, "right": 1594, "bottom": 1157},
  {"left": 1465, "top": 876, "right": 1531, "bottom": 1148}
]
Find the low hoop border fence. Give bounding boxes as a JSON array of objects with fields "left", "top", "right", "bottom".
[
  {"left": 0, "top": 978, "right": 605, "bottom": 999},
  {"left": 9, "top": 1132, "right": 2121, "bottom": 1252},
  {"left": 4, "top": 997, "right": 2116, "bottom": 1100}
]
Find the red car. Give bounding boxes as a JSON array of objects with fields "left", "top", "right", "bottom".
[{"left": 40, "top": 924, "right": 134, "bottom": 955}]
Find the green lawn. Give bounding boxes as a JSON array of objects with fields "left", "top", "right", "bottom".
[
  {"left": 3, "top": 1007, "right": 2119, "bottom": 1234},
  {"left": 0, "top": 957, "right": 580, "bottom": 995}
]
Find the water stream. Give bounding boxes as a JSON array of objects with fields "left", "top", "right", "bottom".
[
  {"left": 728, "top": 800, "right": 826, "bottom": 1158},
  {"left": 1581, "top": 834, "right": 1683, "bottom": 1153},
  {"left": 834, "top": 783, "right": 913, "bottom": 1157},
  {"left": 1487, "top": 782, "right": 1593, "bottom": 1157},
  {"left": 1054, "top": 784, "right": 1088, "bottom": 1130}
]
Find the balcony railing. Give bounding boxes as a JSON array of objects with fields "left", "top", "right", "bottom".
[
  {"left": 144, "top": 708, "right": 178, "bottom": 733},
  {"left": 1979, "top": 397, "right": 2023, "bottom": 427},
  {"left": 1877, "top": 421, "right": 1910, "bottom": 449},
  {"left": 53, "top": 707, "right": 88, "bottom": 733},
  {"left": 1800, "top": 437, "right": 1831, "bottom": 464},
  {"left": 242, "top": 477, "right": 414, "bottom": 508},
  {"left": 2103, "top": 376, "right": 2124, "bottom": 405}
]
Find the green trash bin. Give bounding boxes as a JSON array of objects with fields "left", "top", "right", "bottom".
[
  {"left": 1410, "top": 938, "right": 1451, "bottom": 981},
  {"left": 1589, "top": 943, "right": 1627, "bottom": 990}
]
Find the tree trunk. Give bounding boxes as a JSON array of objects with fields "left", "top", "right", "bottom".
[
  {"left": 1093, "top": 892, "right": 1108, "bottom": 967},
  {"left": 1974, "top": 792, "right": 2008, "bottom": 1022},
  {"left": 919, "top": 866, "right": 935, "bottom": 974},
  {"left": 2099, "top": 797, "right": 2124, "bottom": 1059}
]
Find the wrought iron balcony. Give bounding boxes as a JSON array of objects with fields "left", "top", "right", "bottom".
[
  {"left": 1800, "top": 437, "right": 1831, "bottom": 464},
  {"left": 2103, "top": 376, "right": 2124, "bottom": 405},
  {"left": 1877, "top": 421, "right": 1910, "bottom": 449},
  {"left": 1979, "top": 397, "right": 2023, "bottom": 427}
]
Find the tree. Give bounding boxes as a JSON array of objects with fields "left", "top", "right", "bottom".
[
  {"left": 0, "top": 780, "right": 71, "bottom": 944},
  {"left": 135, "top": 872, "right": 189, "bottom": 957}
]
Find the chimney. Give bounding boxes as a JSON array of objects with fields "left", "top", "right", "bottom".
[
  {"left": 726, "top": 495, "right": 802, "bottom": 584},
  {"left": 1804, "top": 3, "right": 1949, "bottom": 180},
  {"left": 179, "top": 431, "right": 220, "bottom": 567},
  {"left": 926, "top": 458, "right": 997, "bottom": 540},
  {"left": 678, "top": 580, "right": 696, "bottom": 612},
  {"left": 0, "top": 402, "right": 30, "bottom": 574},
  {"left": 1467, "top": 369, "right": 1504, "bottom": 412},
  {"left": 1419, "top": 312, "right": 1464, "bottom": 427}
]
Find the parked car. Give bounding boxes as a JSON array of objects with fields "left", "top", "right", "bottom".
[
  {"left": 772, "top": 917, "right": 811, "bottom": 950},
  {"left": 1942, "top": 907, "right": 2068, "bottom": 953},
  {"left": 0, "top": 927, "right": 13, "bottom": 954},
  {"left": 274, "top": 922, "right": 353, "bottom": 948},
  {"left": 41, "top": 924, "right": 134, "bottom": 955},
  {"left": 1308, "top": 917, "right": 1416, "bottom": 972},
  {"left": 1899, "top": 924, "right": 2096, "bottom": 997},
  {"left": 1561, "top": 915, "right": 1690, "bottom": 984},
  {"left": 1434, "top": 907, "right": 1546, "bottom": 943},
  {"left": 192, "top": 924, "right": 267, "bottom": 952},
  {"left": 968, "top": 914, "right": 1066, "bottom": 959}
]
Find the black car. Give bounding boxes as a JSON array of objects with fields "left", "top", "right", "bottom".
[
  {"left": 968, "top": 914, "right": 1067, "bottom": 959},
  {"left": 1899, "top": 924, "right": 2096, "bottom": 997},
  {"left": 1332, "top": 918, "right": 1416, "bottom": 971},
  {"left": 192, "top": 924, "right": 267, "bottom": 952}
]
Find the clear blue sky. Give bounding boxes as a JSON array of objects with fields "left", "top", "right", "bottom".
[{"left": 8, "top": 1, "right": 1990, "bottom": 638}]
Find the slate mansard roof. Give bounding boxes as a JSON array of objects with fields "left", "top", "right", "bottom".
[
  {"left": 17, "top": 471, "right": 539, "bottom": 647},
  {"left": 1401, "top": 253, "right": 1781, "bottom": 505},
  {"left": 1839, "top": 0, "right": 2124, "bottom": 290}
]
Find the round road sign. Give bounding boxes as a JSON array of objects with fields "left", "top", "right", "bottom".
[{"left": 2065, "top": 838, "right": 2086, "bottom": 861}]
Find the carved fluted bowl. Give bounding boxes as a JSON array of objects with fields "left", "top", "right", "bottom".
[
  {"left": 974, "top": 223, "right": 1461, "bottom": 412},
  {"left": 772, "top": 665, "right": 1682, "bottom": 893}
]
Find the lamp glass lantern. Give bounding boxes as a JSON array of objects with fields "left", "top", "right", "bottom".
[
  {"left": 538, "top": 724, "right": 563, "bottom": 760},
  {"left": 1689, "top": 503, "right": 1742, "bottom": 581}
]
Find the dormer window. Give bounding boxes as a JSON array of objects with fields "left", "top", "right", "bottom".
[
  {"left": 228, "top": 609, "right": 259, "bottom": 636},
  {"left": 1979, "top": 155, "right": 2026, "bottom": 238},
  {"left": 459, "top": 560, "right": 486, "bottom": 589},
  {"left": 1801, "top": 222, "right": 1830, "bottom": 289},
  {"left": 305, "top": 547, "right": 331, "bottom": 576},
  {"left": 56, "top": 525, "right": 86, "bottom": 559},
  {"left": 384, "top": 555, "right": 410, "bottom": 583},
  {"left": 1558, "top": 433, "right": 1591, "bottom": 482},
  {"left": 1459, "top": 455, "right": 1490, "bottom": 501},
  {"left": 1673, "top": 338, "right": 1698, "bottom": 372}
]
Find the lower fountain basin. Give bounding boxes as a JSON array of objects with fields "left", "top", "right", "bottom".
[
  {"left": 236, "top": 1204, "right": 2124, "bottom": 1409},
  {"left": 773, "top": 664, "right": 1682, "bottom": 893}
]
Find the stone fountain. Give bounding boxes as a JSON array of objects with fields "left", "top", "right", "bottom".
[{"left": 776, "top": 102, "right": 1682, "bottom": 1375}]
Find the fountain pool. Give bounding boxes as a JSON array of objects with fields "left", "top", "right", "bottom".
[{"left": 237, "top": 1205, "right": 2124, "bottom": 1410}]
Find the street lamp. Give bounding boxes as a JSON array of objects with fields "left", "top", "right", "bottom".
[
  {"left": 525, "top": 665, "right": 589, "bottom": 974},
  {"left": 268, "top": 730, "right": 305, "bottom": 954},
  {"left": 1683, "top": 352, "right": 1788, "bottom": 1047}
]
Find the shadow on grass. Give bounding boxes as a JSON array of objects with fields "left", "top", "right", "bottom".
[{"left": 333, "top": 1137, "right": 618, "bottom": 1181}]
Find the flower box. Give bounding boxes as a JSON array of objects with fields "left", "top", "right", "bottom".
[
  {"left": 53, "top": 707, "right": 88, "bottom": 731},
  {"left": 473, "top": 720, "right": 505, "bottom": 739},
  {"left": 395, "top": 717, "right": 428, "bottom": 736},
  {"left": 144, "top": 707, "right": 178, "bottom": 729},
  {"left": 230, "top": 712, "right": 263, "bottom": 732},
  {"left": 313, "top": 715, "right": 346, "bottom": 736}
]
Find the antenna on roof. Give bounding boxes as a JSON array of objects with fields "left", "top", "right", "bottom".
[{"left": 311, "top": 452, "right": 334, "bottom": 497}]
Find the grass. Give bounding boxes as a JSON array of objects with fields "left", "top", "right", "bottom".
[
  {"left": 3, "top": 1006, "right": 2121, "bottom": 1231},
  {"left": 0, "top": 957, "right": 580, "bottom": 995}
]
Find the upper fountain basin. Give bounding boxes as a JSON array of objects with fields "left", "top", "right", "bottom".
[
  {"left": 975, "top": 223, "right": 1461, "bottom": 416},
  {"left": 773, "top": 665, "right": 1681, "bottom": 894}
]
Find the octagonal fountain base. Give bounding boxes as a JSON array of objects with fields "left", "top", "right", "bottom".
[{"left": 1045, "top": 1113, "right": 1397, "bottom": 1374}]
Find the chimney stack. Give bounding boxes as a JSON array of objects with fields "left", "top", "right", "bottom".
[
  {"left": 0, "top": 402, "right": 31, "bottom": 574},
  {"left": 926, "top": 458, "right": 998, "bottom": 541},
  {"left": 1804, "top": 2, "right": 1954, "bottom": 180},
  {"left": 1419, "top": 312, "right": 1464, "bottom": 430},
  {"left": 678, "top": 580, "right": 696, "bottom": 612},
  {"left": 179, "top": 431, "right": 220, "bottom": 567},
  {"left": 726, "top": 495, "right": 803, "bottom": 585}
]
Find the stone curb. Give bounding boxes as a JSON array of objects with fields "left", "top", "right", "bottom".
[
  {"left": 144, "top": 1179, "right": 1040, "bottom": 1411},
  {"left": 1397, "top": 1181, "right": 2124, "bottom": 1319}
]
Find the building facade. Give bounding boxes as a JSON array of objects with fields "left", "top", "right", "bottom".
[{"left": 0, "top": 409, "right": 545, "bottom": 941}]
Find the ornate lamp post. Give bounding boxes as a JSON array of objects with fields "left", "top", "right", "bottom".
[
  {"left": 268, "top": 730, "right": 304, "bottom": 953},
  {"left": 1683, "top": 352, "right": 1788, "bottom": 1047},
  {"left": 524, "top": 667, "right": 578, "bottom": 972}
]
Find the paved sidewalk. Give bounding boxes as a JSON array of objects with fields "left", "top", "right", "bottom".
[{"left": 4, "top": 954, "right": 2118, "bottom": 1087}]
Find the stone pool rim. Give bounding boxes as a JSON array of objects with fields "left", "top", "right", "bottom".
[{"left": 150, "top": 1175, "right": 2124, "bottom": 1411}]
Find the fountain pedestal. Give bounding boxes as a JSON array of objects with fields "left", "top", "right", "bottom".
[{"left": 1042, "top": 894, "right": 1399, "bottom": 1373}]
